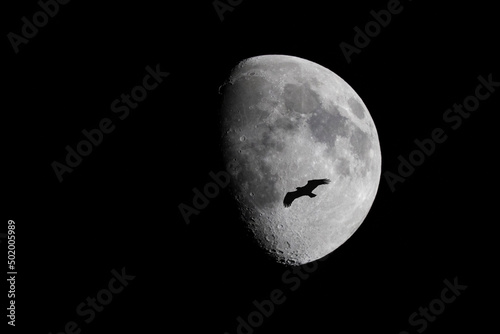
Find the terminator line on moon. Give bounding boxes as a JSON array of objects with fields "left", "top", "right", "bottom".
[{"left": 219, "top": 55, "right": 381, "bottom": 265}]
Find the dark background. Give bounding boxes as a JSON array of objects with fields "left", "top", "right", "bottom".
[{"left": 3, "top": 0, "right": 497, "bottom": 333}]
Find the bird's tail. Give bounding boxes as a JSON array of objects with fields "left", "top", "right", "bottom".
[{"left": 308, "top": 193, "right": 317, "bottom": 198}]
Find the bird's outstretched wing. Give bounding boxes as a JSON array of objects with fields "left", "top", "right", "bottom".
[
  {"left": 283, "top": 191, "right": 298, "bottom": 207},
  {"left": 304, "top": 178, "right": 331, "bottom": 191}
]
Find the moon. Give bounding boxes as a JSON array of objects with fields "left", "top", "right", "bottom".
[{"left": 218, "top": 55, "right": 381, "bottom": 265}]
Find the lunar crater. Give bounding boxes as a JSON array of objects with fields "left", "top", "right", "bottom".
[{"left": 348, "top": 97, "right": 365, "bottom": 119}]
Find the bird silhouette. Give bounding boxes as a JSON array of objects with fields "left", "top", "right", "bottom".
[{"left": 283, "top": 179, "right": 331, "bottom": 208}]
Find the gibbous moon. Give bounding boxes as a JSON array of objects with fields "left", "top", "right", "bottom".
[{"left": 218, "top": 55, "right": 381, "bottom": 265}]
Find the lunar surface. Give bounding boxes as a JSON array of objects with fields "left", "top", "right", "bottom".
[{"left": 218, "top": 55, "right": 381, "bottom": 265}]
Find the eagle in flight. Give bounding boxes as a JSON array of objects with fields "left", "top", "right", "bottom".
[{"left": 283, "top": 179, "right": 331, "bottom": 208}]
